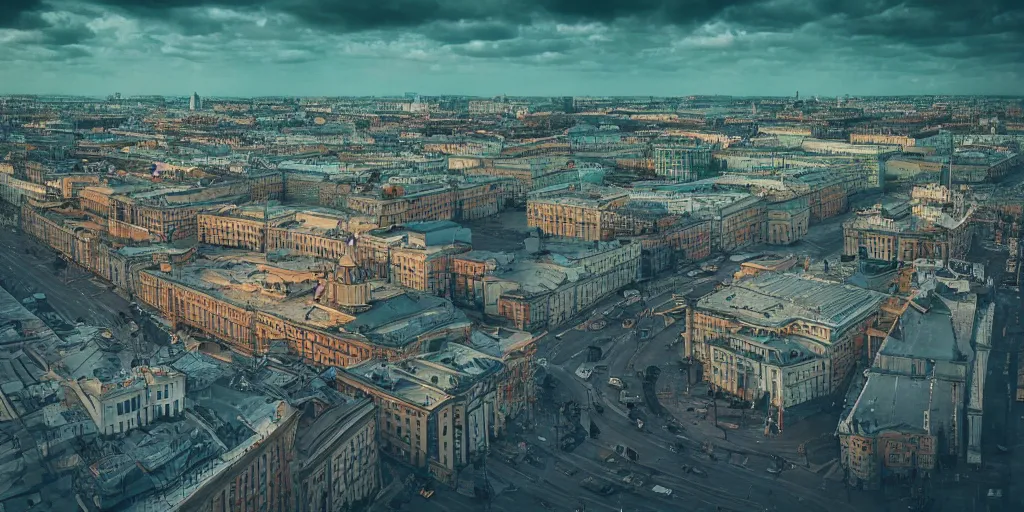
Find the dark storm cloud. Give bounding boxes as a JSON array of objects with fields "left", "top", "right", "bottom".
[
  {"left": 721, "top": 0, "right": 1024, "bottom": 45},
  {"left": 3, "top": 0, "right": 755, "bottom": 34},
  {"left": 41, "top": 24, "right": 96, "bottom": 45},
  {"left": 451, "top": 37, "right": 575, "bottom": 58},
  {"left": 2, "top": 0, "right": 1023, "bottom": 89},
  {"left": 0, "top": 0, "right": 49, "bottom": 29},
  {"left": 420, "top": 20, "right": 519, "bottom": 45},
  {"left": 52, "top": 44, "right": 91, "bottom": 58},
  {"left": 6, "top": 0, "right": 1021, "bottom": 50}
]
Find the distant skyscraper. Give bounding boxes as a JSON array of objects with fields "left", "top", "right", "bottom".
[
  {"left": 189, "top": 92, "right": 202, "bottom": 111},
  {"left": 561, "top": 96, "right": 574, "bottom": 114},
  {"left": 795, "top": 90, "right": 799, "bottom": 100}
]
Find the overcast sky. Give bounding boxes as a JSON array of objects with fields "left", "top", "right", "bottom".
[{"left": 1, "top": 0, "right": 1022, "bottom": 97}]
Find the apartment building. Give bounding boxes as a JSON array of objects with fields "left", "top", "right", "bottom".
[
  {"left": 690, "top": 273, "right": 889, "bottom": 403},
  {"left": 103, "top": 181, "right": 250, "bottom": 242},
  {"left": 197, "top": 206, "right": 273, "bottom": 251},
  {"left": 640, "top": 218, "right": 714, "bottom": 271},
  {"left": 704, "top": 330, "right": 829, "bottom": 414},
  {"left": 884, "top": 150, "right": 1020, "bottom": 185},
  {"left": 628, "top": 183, "right": 767, "bottom": 252},
  {"left": 467, "top": 328, "right": 540, "bottom": 423},
  {"left": 198, "top": 205, "right": 375, "bottom": 261},
  {"left": 451, "top": 238, "right": 641, "bottom": 330},
  {"left": 838, "top": 291, "right": 986, "bottom": 489},
  {"left": 609, "top": 203, "right": 714, "bottom": 276},
  {"left": 293, "top": 398, "right": 380, "bottom": 512},
  {"left": 457, "top": 157, "right": 593, "bottom": 204},
  {"left": 21, "top": 204, "right": 197, "bottom": 296},
  {"left": 850, "top": 133, "right": 916, "bottom": 149},
  {"left": 0, "top": 172, "right": 47, "bottom": 205},
  {"left": 653, "top": 145, "right": 714, "bottom": 182},
  {"left": 797, "top": 171, "right": 850, "bottom": 222},
  {"left": 526, "top": 185, "right": 630, "bottom": 241},
  {"left": 336, "top": 344, "right": 515, "bottom": 484},
  {"left": 339, "top": 179, "right": 511, "bottom": 226},
  {"left": 50, "top": 173, "right": 100, "bottom": 198},
  {"left": 766, "top": 196, "right": 811, "bottom": 245},
  {"left": 136, "top": 251, "right": 472, "bottom": 366},
  {"left": 714, "top": 194, "right": 768, "bottom": 252},
  {"left": 65, "top": 365, "right": 186, "bottom": 436},
  {"left": 843, "top": 188, "right": 974, "bottom": 263},
  {"left": 355, "top": 221, "right": 472, "bottom": 293}
]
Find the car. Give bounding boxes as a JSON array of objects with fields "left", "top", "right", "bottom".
[
  {"left": 579, "top": 476, "right": 617, "bottom": 496},
  {"left": 556, "top": 462, "right": 578, "bottom": 476},
  {"left": 418, "top": 488, "right": 434, "bottom": 499}
]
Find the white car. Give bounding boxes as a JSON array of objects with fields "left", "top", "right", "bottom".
[{"left": 651, "top": 485, "right": 673, "bottom": 497}]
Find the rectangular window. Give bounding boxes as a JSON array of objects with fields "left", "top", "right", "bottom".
[{"left": 117, "top": 402, "right": 123, "bottom": 415}]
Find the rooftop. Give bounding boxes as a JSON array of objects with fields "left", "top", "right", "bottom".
[
  {"left": 698, "top": 273, "right": 887, "bottom": 334},
  {"left": 144, "top": 250, "right": 469, "bottom": 348},
  {"left": 455, "top": 238, "right": 635, "bottom": 297},
  {"left": 878, "top": 305, "right": 961, "bottom": 362},
  {"left": 714, "top": 330, "right": 819, "bottom": 367},
  {"left": 341, "top": 343, "right": 504, "bottom": 410},
  {"left": 528, "top": 183, "right": 629, "bottom": 207},
  {"left": 839, "top": 371, "right": 954, "bottom": 437}
]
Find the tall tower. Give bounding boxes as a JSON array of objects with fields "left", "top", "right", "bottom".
[
  {"left": 795, "top": 90, "right": 799, "bottom": 100},
  {"left": 189, "top": 92, "right": 201, "bottom": 111},
  {"left": 324, "top": 253, "right": 371, "bottom": 311}
]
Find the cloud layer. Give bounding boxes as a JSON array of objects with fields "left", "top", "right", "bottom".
[{"left": 1, "top": 0, "right": 1022, "bottom": 96}]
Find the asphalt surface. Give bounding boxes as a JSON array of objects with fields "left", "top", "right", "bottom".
[
  {"left": 927, "top": 234, "right": 1023, "bottom": 511},
  {"left": 0, "top": 226, "right": 131, "bottom": 328},
  {"left": 7, "top": 191, "right": 1011, "bottom": 512},
  {"left": 396, "top": 207, "right": 874, "bottom": 512}
]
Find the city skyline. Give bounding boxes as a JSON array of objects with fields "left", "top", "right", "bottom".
[{"left": 1, "top": 0, "right": 1022, "bottom": 97}]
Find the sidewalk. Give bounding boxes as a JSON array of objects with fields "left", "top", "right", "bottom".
[{"left": 655, "top": 370, "right": 840, "bottom": 473}]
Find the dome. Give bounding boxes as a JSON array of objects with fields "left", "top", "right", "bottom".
[
  {"left": 336, "top": 253, "right": 366, "bottom": 285},
  {"left": 339, "top": 253, "right": 358, "bottom": 268}
]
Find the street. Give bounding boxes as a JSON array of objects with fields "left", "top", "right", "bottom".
[
  {"left": 387, "top": 205, "right": 889, "bottom": 512},
  {"left": 0, "top": 227, "right": 131, "bottom": 328}
]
